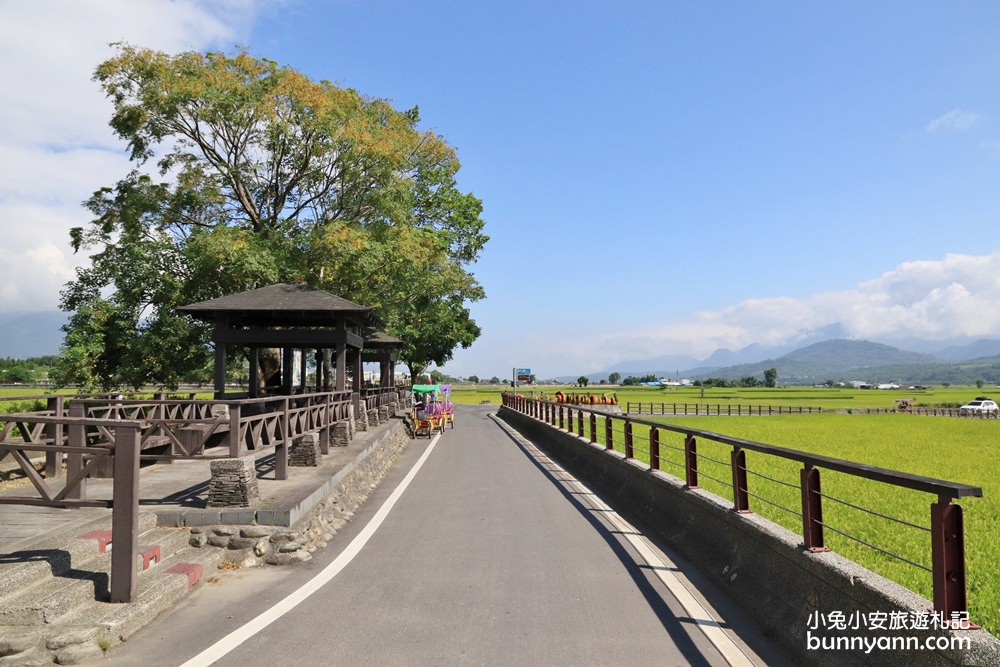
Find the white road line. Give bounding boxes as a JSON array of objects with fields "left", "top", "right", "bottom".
[
  {"left": 491, "top": 414, "right": 757, "bottom": 667},
  {"left": 180, "top": 433, "right": 441, "bottom": 667}
]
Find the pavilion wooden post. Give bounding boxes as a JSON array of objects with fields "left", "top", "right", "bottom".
[
  {"left": 249, "top": 347, "right": 259, "bottom": 398},
  {"left": 352, "top": 347, "right": 363, "bottom": 415},
  {"left": 282, "top": 347, "right": 294, "bottom": 395},
  {"left": 335, "top": 320, "right": 347, "bottom": 392},
  {"left": 299, "top": 349, "right": 308, "bottom": 392},
  {"left": 213, "top": 319, "right": 228, "bottom": 399}
]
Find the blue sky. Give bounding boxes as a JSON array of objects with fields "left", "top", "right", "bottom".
[{"left": 3, "top": 1, "right": 1000, "bottom": 378}]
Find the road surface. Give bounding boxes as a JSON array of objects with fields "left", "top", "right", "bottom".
[{"left": 100, "top": 405, "right": 791, "bottom": 666}]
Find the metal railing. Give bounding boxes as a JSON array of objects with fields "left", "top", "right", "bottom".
[{"left": 503, "top": 393, "right": 983, "bottom": 620}]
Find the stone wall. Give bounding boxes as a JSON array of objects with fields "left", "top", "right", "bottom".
[{"left": 188, "top": 423, "right": 409, "bottom": 567}]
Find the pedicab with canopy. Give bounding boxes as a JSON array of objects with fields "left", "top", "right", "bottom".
[
  {"left": 411, "top": 384, "right": 445, "bottom": 437},
  {"left": 439, "top": 383, "right": 455, "bottom": 429}
]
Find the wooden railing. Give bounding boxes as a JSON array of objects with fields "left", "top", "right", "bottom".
[
  {"left": 0, "top": 388, "right": 404, "bottom": 602},
  {"left": 363, "top": 386, "right": 409, "bottom": 411},
  {"left": 0, "top": 415, "right": 143, "bottom": 603}
]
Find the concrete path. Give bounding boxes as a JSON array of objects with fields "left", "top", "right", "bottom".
[{"left": 94, "top": 405, "right": 793, "bottom": 666}]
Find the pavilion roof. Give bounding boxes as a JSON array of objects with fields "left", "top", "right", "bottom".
[
  {"left": 362, "top": 329, "right": 404, "bottom": 348},
  {"left": 177, "top": 282, "right": 384, "bottom": 329}
]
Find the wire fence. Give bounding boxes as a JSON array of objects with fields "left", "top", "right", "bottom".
[{"left": 503, "top": 393, "right": 983, "bottom": 620}]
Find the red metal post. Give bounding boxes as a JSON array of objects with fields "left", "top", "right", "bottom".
[
  {"left": 589, "top": 413, "right": 597, "bottom": 443},
  {"left": 577, "top": 410, "right": 584, "bottom": 438},
  {"left": 558, "top": 406, "right": 564, "bottom": 430},
  {"left": 605, "top": 416, "right": 613, "bottom": 450},
  {"left": 731, "top": 449, "right": 751, "bottom": 513},
  {"left": 684, "top": 435, "right": 698, "bottom": 489},
  {"left": 931, "top": 498, "right": 968, "bottom": 618},
  {"left": 800, "top": 466, "right": 829, "bottom": 552},
  {"left": 624, "top": 422, "right": 634, "bottom": 459},
  {"left": 649, "top": 427, "right": 660, "bottom": 471},
  {"left": 110, "top": 424, "right": 140, "bottom": 603}
]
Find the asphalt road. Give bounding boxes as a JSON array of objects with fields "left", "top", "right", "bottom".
[{"left": 98, "top": 405, "right": 789, "bottom": 666}]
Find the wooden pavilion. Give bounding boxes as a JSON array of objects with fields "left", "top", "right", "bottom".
[
  {"left": 359, "top": 329, "right": 404, "bottom": 389},
  {"left": 176, "top": 283, "right": 397, "bottom": 409}
]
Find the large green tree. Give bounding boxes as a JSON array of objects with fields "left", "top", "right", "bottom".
[{"left": 61, "top": 45, "right": 486, "bottom": 389}]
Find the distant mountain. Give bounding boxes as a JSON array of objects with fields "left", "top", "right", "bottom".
[
  {"left": 932, "top": 339, "right": 1000, "bottom": 362},
  {"left": 608, "top": 353, "right": 703, "bottom": 375},
  {"left": 686, "top": 339, "right": 977, "bottom": 385},
  {"left": 607, "top": 342, "right": 799, "bottom": 378},
  {"left": 0, "top": 311, "right": 67, "bottom": 358},
  {"left": 555, "top": 334, "right": 1000, "bottom": 386},
  {"left": 782, "top": 339, "right": 936, "bottom": 368}
]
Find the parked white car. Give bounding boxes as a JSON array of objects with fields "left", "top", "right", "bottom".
[{"left": 958, "top": 398, "right": 1000, "bottom": 416}]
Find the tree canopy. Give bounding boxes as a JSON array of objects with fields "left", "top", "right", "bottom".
[{"left": 60, "top": 45, "right": 487, "bottom": 389}]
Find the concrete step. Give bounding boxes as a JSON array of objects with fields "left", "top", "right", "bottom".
[
  {"left": 0, "top": 525, "right": 194, "bottom": 625},
  {"left": 0, "top": 546, "right": 226, "bottom": 665},
  {"left": 0, "top": 512, "right": 158, "bottom": 603},
  {"left": 59, "top": 544, "right": 226, "bottom": 645}
]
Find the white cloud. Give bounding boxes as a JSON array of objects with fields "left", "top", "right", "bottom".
[
  {"left": 494, "top": 252, "right": 1000, "bottom": 376},
  {"left": 926, "top": 108, "right": 981, "bottom": 132},
  {"left": 706, "top": 252, "right": 1000, "bottom": 346},
  {"left": 0, "top": 1, "right": 262, "bottom": 312}
]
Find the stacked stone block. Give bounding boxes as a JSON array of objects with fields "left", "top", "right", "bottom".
[
  {"left": 289, "top": 433, "right": 321, "bottom": 466},
  {"left": 333, "top": 422, "right": 351, "bottom": 446},
  {"left": 207, "top": 455, "right": 259, "bottom": 507},
  {"left": 355, "top": 400, "right": 369, "bottom": 432}
]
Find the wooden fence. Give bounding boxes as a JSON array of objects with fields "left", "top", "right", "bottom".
[{"left": 0, "top": 386, "right": 405, "bottom": 602}]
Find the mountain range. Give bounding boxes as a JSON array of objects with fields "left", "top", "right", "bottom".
[
  {"left": 0, "top": 312, "right": 68, "bottom": 358},
  {"left": 571, "top": 338, "right": 1000, "bottom": 386},
  {"left": 5, "top": 310, "right": 1000, "bottom": 386}
]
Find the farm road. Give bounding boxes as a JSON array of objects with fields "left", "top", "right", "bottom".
[{"left": 100, "top": 404, "right": 792, "bottom": 666}]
